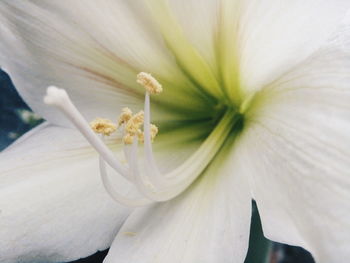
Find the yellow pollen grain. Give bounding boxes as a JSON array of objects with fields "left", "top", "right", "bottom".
[
  {"left": 137, "top": 124, "right": 159, "bottom": 143},
  {"left": 118, "top": 107, "right": 133, "bottom": 127},
  {"left": 90, "top": 118, "right": 117, "bottom": 136},
  {"left": 137, "top": 129, "right": 144, "bottom": 143},
  {"left": 137, "top": 72, "right": 163, "bottom": 94},
  {"left": 123, "top": 133, "right": 134, "bottom": 145},
  {"left": 150, "top": 124, "right": 159, "bottom": 138},
  {"left": 125, "top": 111, "right": 144, "bottom": 135}
]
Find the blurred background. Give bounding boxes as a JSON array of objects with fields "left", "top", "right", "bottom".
[{"left": 0, "top": 69, "right": 315, "bottom": 263}]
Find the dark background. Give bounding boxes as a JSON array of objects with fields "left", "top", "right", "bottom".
[{"left": 0, "top": 69, "right": 314, "bottom": 263}]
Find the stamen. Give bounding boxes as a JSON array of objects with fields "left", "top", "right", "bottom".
[
  {"left": 90, "top": 118, "right": 117, "bottom": 136},
  {"left": 149, "top": 124, "right": 159, "bottom": 141},
  {"left": 125, "top": 111, "right": 144, "bottom": 135},
  {"left": 137, "top": 129, "right": 144, "bottom": 143},
  {"left": 118, "top": 107, "right": 133, "bottom": 127},
  {"left": 128, "top": 136, "right": 161, "bottom": 200},
  {"left": 123, "top": 133, "right": 134, "bottom": 145},
  {"left": 44, "top": 86, "right": 131, "bottom": 180},
  {"left": 137, "top": 124, "right": 158, "bottom": 143},
  {"left": 131, "top": 110, "right": 236, "bottom": 201},
  {"left": 142, "top": 91, "right": 164, "bottom": 187},
  {"left": 99, "top": 156, "right": 153, "bottom": 207},
  {"left": 137, "top": 72, "right": 163, "bottom": 94}
]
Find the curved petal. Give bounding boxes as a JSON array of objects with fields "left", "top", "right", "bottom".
[
  {"left": 146, "top": 0, "right": 223, "bottom": 99},
  {"left": 0, "top": 0, "right": 207, "bottom": 127},
  {"left": 104, "top": 138, "right": 252, "bottom": 263},
  {"left": 0, "top": 116, "right": 213, "bottom": 262},
  {"left": 0, "top": 123, "right": 131, "bottom": 263},
  {"left": 166, "top": 0, "right": 220, "bottom": 75},
  {"left": 241, "top": 25, "right": 350, "bottom": 262},
  {"left": 237, "top": 0, "right": 350, "bottom": 96}
]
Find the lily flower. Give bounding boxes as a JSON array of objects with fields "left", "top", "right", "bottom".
[{"left": 1, "top": 1, "right": 350, "bottom": 262}]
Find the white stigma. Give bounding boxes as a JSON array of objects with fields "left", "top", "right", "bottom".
[
  {"left": 44, "top": 86, "right": 69, "bottom": 105},
  {"left": 43, "top": 86, "right": 130, "bottom": 180}
]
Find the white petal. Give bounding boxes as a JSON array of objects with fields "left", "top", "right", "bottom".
[
  {"left": 167, "top": 0, "right": 220, "bottom": 74},
  {"left": 0, "top": 123, "right": 131, "bottom": 263},
  {"left": 0, "top": 117, "right": 212, "bottom": 262},
  {"left": 145, "top": 0, "right": 223, "bottom": 99},
  {"left": 0, "top": 1, "right": 204, "bottom": 126},
  {"left": 104, "top": 140, "right": 252, "bottom": 263},
  {"left": 241, "top": 24, "right": 350, "bottom": 262},
  {"left": 237, "top": 0, "right": 350, "bottom": 95}
]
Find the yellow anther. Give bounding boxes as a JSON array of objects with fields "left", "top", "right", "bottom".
[
  {"left": 125, "top": 111, "right": 144, "bottom": 135},
  {"left": 137, "top": 72, "right": 163, "bottom": 94},
  {"left": 137, "top": 124, "right": 159, "bottom": 143},
  {"left": 150, "top": 124, "right": 159, "bottom": 139},
  {"left": 118, "top": 107, "right": 133, "bottom": 127},
  {"left": 90, "top": 118, "right": 117, "bottom": 136},
  {"left": 137, "top": 129, "right": 144, "bottom": 143},
  {"left": 123, "top": 133, "right": 134, "bottom": 145}
]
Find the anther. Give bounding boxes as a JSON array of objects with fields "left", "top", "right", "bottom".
[
  {"left": 90, "top": 118, "right": 117, "bottom": 136},
  {"left": 118, "top": 107, "right": 133, "bottom": 127},
  {"left": 125, "top": 111, "right": 144, "bottom": 135},
  {"left": 137, "top": 124, "right": 158, "bottom": 143},
  {"left": 123, "top": 133, "right": 134, "bottom": 145},
  {"left": 137, "top": 130, "right": 144, "bottom": 143},
  {"left": 150, "top": 124, "right": 159, "bottom": 139},
  {"left": 137, "top": 72, "right": 163, "bottom": 94}
]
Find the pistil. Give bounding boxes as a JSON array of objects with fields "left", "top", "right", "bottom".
[{"left": 44, "top": 86, "right": 130, "bottom": 180}]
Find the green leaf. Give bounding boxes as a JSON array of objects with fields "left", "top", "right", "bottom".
[{"left": 245, "top": 201, "right": 272, "bottom": 263}]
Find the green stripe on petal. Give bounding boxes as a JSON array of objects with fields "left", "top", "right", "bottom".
[
  {"left": 146, "top": 0, "right": 223, "bottom": 100},
  {"left": 216, "top": 0, "right": 242, "bottom": 106}
]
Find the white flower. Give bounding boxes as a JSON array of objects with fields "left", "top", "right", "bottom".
[{"left": 1, "top": 1, "right": 350, "bottom": 263}]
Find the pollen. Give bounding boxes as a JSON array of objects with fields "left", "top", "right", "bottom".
[
  {"left": 123, "top": 231, "right": 137, "bottom": 237},
  {"left": 90, "top": 118, "right": 117, "bottom": 136},
  {"left": 137, "top": 72, "right": 163, "bottom": 94},
  {"left": 137, "top": 124, "right": 159, "bottom": 143},
  {"left": 150, "top": 124, "right": 159, "bottom": 138},
  {"left": 123, "top": 133, "right": 134, "bottom": 145},
  {"left": 125, "top": 111, "right": 144, "bottom": 135},
  {"left": 118, "top": 107, "right": 133, "bottom": 127}
]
